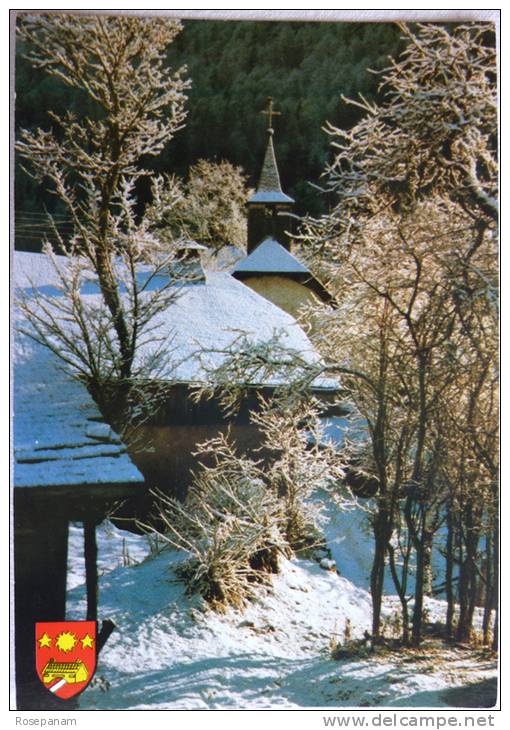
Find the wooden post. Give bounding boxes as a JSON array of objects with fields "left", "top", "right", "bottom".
[{"left": 84, "top": 520, "right": 99, "bottom": 622}]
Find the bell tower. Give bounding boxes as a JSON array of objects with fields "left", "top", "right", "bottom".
[{"left": 247, "top": 97, "right": 294, "bottom": 253}]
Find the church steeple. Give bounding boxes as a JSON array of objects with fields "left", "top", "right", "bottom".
[
  {"left": 252, "top": 131, "right": 294, "bottom": 204},
  {"left": 247, "top": 97, "right": 294, "bottom": 253}
]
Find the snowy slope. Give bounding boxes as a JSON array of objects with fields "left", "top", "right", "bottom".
[{"left": 65, "top": 521, "right": 497, "bottom": 710}]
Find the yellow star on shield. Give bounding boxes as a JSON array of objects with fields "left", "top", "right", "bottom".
[
  {"left": 38, "top": 632, "right": 52, "bottom": 648},
  {"left": 81, "top": 633, "right": 95, "bottom": 649}
]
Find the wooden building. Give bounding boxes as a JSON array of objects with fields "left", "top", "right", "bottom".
[
  {"left": 73, "top": 264, "right": 337, "bottom": 501},
  {"left": 13, "top": 251, "right": 338, "bottom": 500}
]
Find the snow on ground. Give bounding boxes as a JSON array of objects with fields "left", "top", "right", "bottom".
[
  {"left": 66, "top": 520, "right": 497, "bottom": 710},
  {"left": 320, "top": 498, "right": 377, "bottom": 591},
  {"left": 67, "top": 522, "right": 152, "bottom": 591},
  {"left": 318, "top": 492, "right": 450, "bottom": 599}
]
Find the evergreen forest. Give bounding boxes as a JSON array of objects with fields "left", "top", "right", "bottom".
[{"left": 14, "top": 18, "right": 404, "bottom": 250}]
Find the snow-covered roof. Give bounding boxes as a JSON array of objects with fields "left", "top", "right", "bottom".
[
  {"left": 145, "top": 271, "right": 334, "bottom": 385},
  {"left": 12, "top": 285, "right": 144, "bottom": 490},
  {"left": 232, "top": 238, "right": 333, "bottom": 304},
  {"left": 232, "top": 237, "right": 310, "bottom": 276},
  {"left": 249, "top": 190, "right": 294, "bottom": 205},
  {"left": 13, "top": 251, "right": 337, "bottom": 389}
]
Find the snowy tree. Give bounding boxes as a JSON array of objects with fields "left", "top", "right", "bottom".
[
  {"left": 298, "top": 22, "right": 498, "bottom": 645},
  {"left": 322, "top": 22, "right": 497, "bottom": 224},
  {"left": 184, "top": 159, "right": 250, "bottom": 251},
  {"left": 436, "top": 287, "right": 498, "bottom": 646},
  {"left": 147, "top": 432, "right": 288, "bottom": 610},
  {"left": 141, "top": 158, "right": 250, "bottom": 254},
  {"left": 15, "top": 13, "right": 190, "bottom": 410}
]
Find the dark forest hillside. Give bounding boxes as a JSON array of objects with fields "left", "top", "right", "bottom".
[{"left": 14, "top": 18, "right": 404, "bottom": 250}]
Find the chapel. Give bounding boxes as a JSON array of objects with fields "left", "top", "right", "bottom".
[{"left": 233, "top": 97, "right": 332, "bottom": 323}]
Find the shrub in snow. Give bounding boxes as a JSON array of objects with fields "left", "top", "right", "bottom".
[
  {"left": 252, "top": 397, "right": 350, "bottom": 554},
  {"left": 143, "top": 397, "right": 354, "bottom": 611},
  {"left": 144, "top": 433, "right": 290, "bottom": 610},
  {"left": 330, "top": 619, "right": 371, "bottom": 661}
]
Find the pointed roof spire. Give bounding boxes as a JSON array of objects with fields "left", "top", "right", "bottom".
[{"left": 249, "top": 97, "right": 294, "bottom": 205}]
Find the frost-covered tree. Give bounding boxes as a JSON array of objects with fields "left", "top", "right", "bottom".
[
  {"left": 145, "top": 159, "right": 250, "bottom": 252},
  {"left": 184, "top": 159, "right": 250, "bottom": 250},
  {"left": 15, "top": 13, "right": 190, "bottom": 405},
  {"left": 298, "top": 22, "right": 498, "bottom": 645},
  {"left": 323, "top": 22, "right": 497, "bottom": 224}
]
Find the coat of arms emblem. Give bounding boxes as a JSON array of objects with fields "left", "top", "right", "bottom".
[{"left": 35, "top": 621, "right": 97, "bottom": 700}]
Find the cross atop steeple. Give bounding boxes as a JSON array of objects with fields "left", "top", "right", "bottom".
[
  {"left": 247, "top": 96, "right": 294, "bottom": 253},
  {"left": 260, "top": 96, "right": 281, "bottom": 133},
  {"left": 250, "top": 95, "right": 293, "bottom": 205}
]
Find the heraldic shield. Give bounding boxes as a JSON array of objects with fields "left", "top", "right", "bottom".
[{"left": 35, "top": 621, "right": 97, "bottom": 700}]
